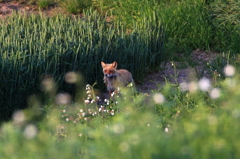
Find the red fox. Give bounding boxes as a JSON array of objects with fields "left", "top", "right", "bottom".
[{"left": 101, "top": 61, "right": 134, "bottom": 94}]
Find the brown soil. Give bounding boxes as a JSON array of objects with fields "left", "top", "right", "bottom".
[
  {"left": 137, "top": 50, "right": 218, "bottom": 93},
  {"left": 0, "top": 1, "right": 63, "bottom": 17},
  {"left": 0, "top": 2, "right": 218, "bottom": 93}
]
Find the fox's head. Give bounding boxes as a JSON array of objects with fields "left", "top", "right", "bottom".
[{"left": 101, "top": 61, "right": 118, "bottom": 78}]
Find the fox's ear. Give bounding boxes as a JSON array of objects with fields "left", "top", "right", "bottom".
[
  {"left": 101, "top": 61, "right": 106, "bottom": 68},
  {"left": 112, "top": 61, "right": 117, "bottom": 68}
]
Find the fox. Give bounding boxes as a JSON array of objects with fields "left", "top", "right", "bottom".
[{"left": 101, "top": 61, "right": 134, "bottom": 94}]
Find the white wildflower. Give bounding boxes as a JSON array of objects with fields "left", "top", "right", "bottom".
[
  {"left": 65, "top": 72, "right": 78, "bottom": 84},
  {"left": 223, "top": 64, "right": 235, "bottom": 77},
  {"left": 209, "top": 88, "right": 221, "bottom": 99},
  {"left": 119, "top": 142, "right": 129, "bottom": 152},
  {"left": 84, "top": 100, "right": 90, "bottom": 104},
  {"left": 198, "top": 77, "right": 211, "bottom": 92},
  {"left": 153, "top": 93, "right": 165, "bottom": 104},
  {"left": 56, "top": 93, "right": 71, "bottom": 105},
  {"left": 13, "top": 110, "right": 25, "bottom": 125},
  {"left": 188, "top": 81, "right": 198, "bottom": 93},
  {"left": 179, "top": 82, "right": 188, "bottom": 92},
  {"left": 113, "top": 123, "right": 125, "bottom": 134},
  {"left": 23, "top": 124, "right": 38, "bottom": 139}
]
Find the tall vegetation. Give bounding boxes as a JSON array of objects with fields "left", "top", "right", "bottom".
[
  {"left": 0, "top": 10, "right": 164, "bottom": 120},
  {"left": 1, "top": 0, "right": 240, "bottom": 157}
]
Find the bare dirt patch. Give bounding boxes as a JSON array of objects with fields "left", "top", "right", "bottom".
[
  {"left": 137, "top": 50, "right": 218, "bottom": 93},
  {"left": 0, "top": 1, "right": 63, "bottom": 18}
]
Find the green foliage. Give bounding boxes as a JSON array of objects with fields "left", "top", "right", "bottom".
[
  {"left": 3, "top": 0, "right": 240, "bottom": 55},
  {"left": 36, "top": 0, "right": 54, "bottom": 9},
  {"left": 1, "top": 66, "right": 240, "bottom": 158},
  {"left": 58, "top": 0, "right": 92, "bottom": 14},
  {"left": 0, "top": 11, "right": 164, "bottom": 120},
  {"left": 1, "top": 1, "right": 240, "bottom": 156},
  {"left": 158, "top": 0, "right": 213, "bottom": 53},
  {"left": 92, "top": 0, "right": 213, "bottom": 53},
  {"left": 209, "top": 0, "right": 240, "bottom": 53},
  {"left": 91, "top": 0, "right": 240, "bottom": 55}
]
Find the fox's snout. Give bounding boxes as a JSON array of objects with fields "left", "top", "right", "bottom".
[{"left": 105, "top": 74, "right": 116, "bottom": 78}]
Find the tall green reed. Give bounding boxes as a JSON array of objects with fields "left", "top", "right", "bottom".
[
  {"left": 0, "top": 10, "right": 164, "bottom": 121},
  {"left": 157, "top": 0, "right": 213, "bottom": 53},
  {"left": 210, "top": 0, "right": 240, "bottom": 53}
]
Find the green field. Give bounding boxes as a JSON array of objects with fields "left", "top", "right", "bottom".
[{"left": 1, "top": 0, "right": 240, "bottom": 158}]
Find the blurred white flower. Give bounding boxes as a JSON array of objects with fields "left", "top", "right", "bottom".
[
  {"left": 223, "top": 64, "right": 235, "bottom": 77},
  {"left": 198, "top": 78, "right": 211, "bottom": 92},
  {"left": 130, "top": 134, "right": 139, "bottom": 145},
  {"left": 84, "top": 99, "right": 90, "bottom": 104},
  {"left": 13, "top": 110, "right": 25, "bottom": 125},
  {"left": 23, "top": 124, "right": 38, "bottom": 139},
  {"left": 208, "top": 115, "right": 218, "bottom": 125},
  {"left": 111, "top": 92, "right": 115, "bottom": 97},
  {"left": 110, "top": 110, "right": 115, "bottom": 116},
  {"left": 209, "top": 88, "right": 221, "bottom": 99},
  {"left": 86, "top": 84, "right": 91, "bottom": 90},
  {"left": 188, "top": 81, "right": 198, "bottom": 93},
  {"left": 65, "top": 72, "right": 77, "bottom": 83},
  {"left": 128, "top": 83, "right": 133, "bottom": 87},
  {"left": 232, "top": 109, "right": 240, "bottom": 118},
  {"left": 119, "top": 142, "right": 129, "bottom": 152},
  {"left": 41, "top": 78, "right": 54, "bottom": 92},
  {"left": 179, "top": 82, "right": 188, "bottom": 92},
  {"left": 56, "top": 93, "right": 71, "bottom": 105},
  {"left": 113, "top": 123, "right": 125, "bottom": 134},
  {"left": 153, "top": 93, "right": 165, "bottom": 104}
]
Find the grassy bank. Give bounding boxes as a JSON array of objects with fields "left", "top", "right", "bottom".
[{"left": 1, "top": 64, "right": 240, "bottom": 158}]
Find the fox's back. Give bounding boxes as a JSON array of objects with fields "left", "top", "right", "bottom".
[{"left": 117, "top": 69, "right": 133, "bottom": 85}]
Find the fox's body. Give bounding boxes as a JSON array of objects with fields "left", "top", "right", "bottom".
[{"left": 101, "top": 61, "right": 134, "bottom": 93}]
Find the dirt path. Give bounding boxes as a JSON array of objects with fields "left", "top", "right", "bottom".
[{"left": 137, "top": 50, "right": 218, "bottom": 93}]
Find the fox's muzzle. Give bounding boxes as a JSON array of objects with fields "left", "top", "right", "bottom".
[{"left": 105, "top": 74, "right": 116, "bottom": 78}]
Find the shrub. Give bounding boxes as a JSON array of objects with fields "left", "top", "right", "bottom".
[
  {"left": 58, "top": 0, "right": 92, "bottom": 14},
  {"left": 36, "top": 0, "right": 54, "bottom": 9}
]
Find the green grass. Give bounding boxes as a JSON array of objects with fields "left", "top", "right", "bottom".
[
  {"left": 0, "top": 11, "right": 164, "bottom": 120},
  {"left": 1, "top": 66, "right": 240, "bottom": 158},
  {"left": 36, "top": 0, "right": 54, "bottom": 9},
  {"left": 1, "top": 0, "right": 240, "bottom": 157}
]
